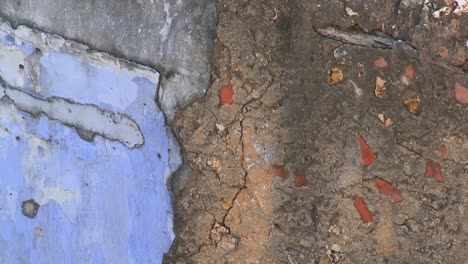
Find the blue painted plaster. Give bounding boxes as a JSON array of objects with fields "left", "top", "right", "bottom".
[{"left": 0, "top": 31, "right": 176, "bottom": 263}]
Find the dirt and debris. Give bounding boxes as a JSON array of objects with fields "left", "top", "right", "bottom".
[
  {"left": 329, "top": 67, "right": 344, "bottom": 84},
  {"left": 378, "top": 113, "right": 394, "bottom": 127},
  {"left": 375, "top": 76, "right": 387, "bottom": 98},
  {"left": 404, "top": 96, "right": 422, "bottom": 114},
  {"left": 165, "top": 0, "right": 468, "bottom": 263}
]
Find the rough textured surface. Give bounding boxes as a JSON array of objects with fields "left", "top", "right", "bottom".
[
  {"left": 166, "top": 0, "right": 467, "bottom": 263},
  {"left": 0, "top": 23, "right": 179, "bottom": 263},
  {"left": 0, "top": 0, "right": 217, "bottom": 119},
  {"left": 3, "top": 0, "right": 467, "bottom": 263}
]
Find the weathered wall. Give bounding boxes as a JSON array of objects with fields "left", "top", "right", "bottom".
[
  {"left": 0, "top": 1, "right": 217, "bottom": 262},
  {"left": 0, "top": 0, "right": 217, "bottom": 119},
  {"left": 0, "top": 22, "right": 180, "bottom": 263}
]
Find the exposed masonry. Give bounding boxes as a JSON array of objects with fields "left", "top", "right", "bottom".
[{"left": 0, "top": 83, "right": 144, "bottom": 149}]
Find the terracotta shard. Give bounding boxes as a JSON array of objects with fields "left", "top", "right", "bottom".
[
  {"left": 432, "top": 162, "right": 444, "bottom": 182},
  {"left": 357, "top": 133, "right": 377, "bottom": 166},
  {"left": 219, "top": 81, "right": 234, "bottom": 106},
  {"left": 425, "top": 159, "right": 434, "bottom": 177},
  {"left": 374, "top": 57, "right": 388, "bottom": 68},
  {"left": 375, "top": 177, "right": 403, "bottom": 203},
  {"left": 353, "top": 196, "right": 373, "bottom": 223},
  {"left": 295, "top": 171, "right": 307, "bottom": 187},
  {"left": 404, "top": 64, "right": 415, "bottom": 80},
  {"left": 454, "top": 82, "right": 468, "bottom": 104}
]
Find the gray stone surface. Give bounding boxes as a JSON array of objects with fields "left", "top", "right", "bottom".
[{"left": 0, "top": 0, "right": 217, "bottom": 120}]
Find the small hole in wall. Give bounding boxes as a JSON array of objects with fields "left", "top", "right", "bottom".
[
  {"left": 19, "top": 64, "right": 24, "bottom": 70},
  {"left": 15, "top": 136, "right": 20, "bottom": 141},
  {"left": 165, "top": 69, "right": 176, "bottom": 80},
  {"left": 157, "top": 153, "right": 161, "bottom": 159},
  {"left": 21, "top": 199, "right": 40, "bottom": 218}
]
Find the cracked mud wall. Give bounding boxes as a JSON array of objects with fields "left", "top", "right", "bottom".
[{"left": 165, "top": 0, "right": 467, "bottom": 263}]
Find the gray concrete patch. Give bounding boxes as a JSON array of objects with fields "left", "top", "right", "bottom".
[{"left": 0, "top": 0, "right": 217, "bottom": 120}]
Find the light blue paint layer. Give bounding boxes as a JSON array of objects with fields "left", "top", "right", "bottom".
[{"left": 0, "top": 32, "right": 175, "bottom": 263}]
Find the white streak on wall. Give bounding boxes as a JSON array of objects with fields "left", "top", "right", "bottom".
[
  {"left": 1, "top": 85, "right": 144, "bottom": 148},
  {"left": 0, "top": 45, "right": 26, "bottom": 87}
]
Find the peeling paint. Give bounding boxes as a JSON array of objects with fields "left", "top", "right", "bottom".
[
  {"left": 0, "top": 22, "right": 179, "bottom": 263},
  {"left": 1, "top": 84, "right": 144, "bottom": 148}
]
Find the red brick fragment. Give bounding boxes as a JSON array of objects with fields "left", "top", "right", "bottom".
[
  {"left": 219, "top": 82, "right": 234, "bottom": 106},
  {"left": 357, "top": 133, "right": 377, "bottom": 167},
  {"left": 405, "top": 64, "right": 415, "bottom": 80},
  {"left": 425, "top": 159, "right": 434, "bottom": 177},
  {"left": 454, "top": 82, "right": 468, "bottom": 104},
  {"left": 374, "top": 57, "right": 388, "bottom": 68},
  {"left": 295, "top": 171, "right": 307, "bottom": 187},
  {"left": 375, "top": 177, "right": 403, "bottom": 203},
  {"left": 432, "top": 162, "right": 444, "bottom": 182},
  {"left": 353, "top": 196, "right": 373, "bottom": 223},
  {"left": 426, "top": 159, "right": 445, "bottom": 183}
]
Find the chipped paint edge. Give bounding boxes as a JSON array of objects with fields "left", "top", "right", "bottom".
[{"left": 0, "top": 17, "right": 182, "bottom": 179}]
